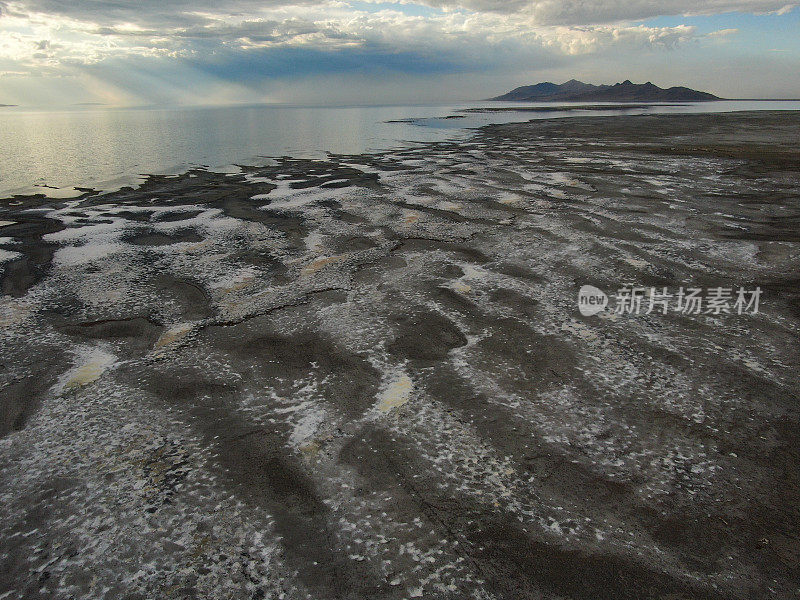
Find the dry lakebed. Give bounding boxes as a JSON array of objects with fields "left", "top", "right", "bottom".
[{"left": 0, "top": 111, "right": 799, "bottom": 599}]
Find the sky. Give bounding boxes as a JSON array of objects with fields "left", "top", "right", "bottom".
[{"left": 0, "top": 0, "right": 798, "bottom": 106}]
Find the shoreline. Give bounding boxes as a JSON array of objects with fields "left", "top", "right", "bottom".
[{"left": 3, "top": 105, "right": 800, "bottom": 200}]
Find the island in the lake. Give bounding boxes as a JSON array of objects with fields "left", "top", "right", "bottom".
[{"left": 492, "top": 79, "right": 721, "bottom": 102}]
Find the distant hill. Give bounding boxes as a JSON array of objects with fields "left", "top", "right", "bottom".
[{"left": 492, "top": 80, "right": 721, "bottom": 102}]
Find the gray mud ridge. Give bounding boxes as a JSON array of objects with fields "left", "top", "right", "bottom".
[{"left": 0, "top": 111, "right": 799, "bottom": 599}]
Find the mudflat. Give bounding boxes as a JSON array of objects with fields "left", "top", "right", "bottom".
[{"left": 1, "top": 111, "right": 798, "bottom": 599}]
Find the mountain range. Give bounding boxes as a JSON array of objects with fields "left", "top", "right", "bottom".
[{"left": 492, "top": 80, "right": 721, "bottom": 102}]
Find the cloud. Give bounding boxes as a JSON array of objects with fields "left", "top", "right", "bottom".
[
  {"left": 706, "top": 27, "right": 740, "bottom": 37},
  {"left": 0, "top": 0, "right": 797, "bottom": 104},
  {"left": 4, "top": 0, "right": 796, "bottom": 29},
  {"left": 537, "top": 24, "right": 697, "bottom": 55},
  {"left": 363, "top": 0, "right": 796, "bottom": 23},
  {"left": 0, "top": 2, "right": 709, "bottom": 69}
]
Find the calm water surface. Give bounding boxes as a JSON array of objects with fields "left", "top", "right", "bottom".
[{"left": 1, "top": 100, "right": 799, "bottom": 197}]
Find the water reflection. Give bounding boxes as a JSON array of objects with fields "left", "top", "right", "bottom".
[{"left": 1, "top": 100, "right": 798, "bottom": 196}]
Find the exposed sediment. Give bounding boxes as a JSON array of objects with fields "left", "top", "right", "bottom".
[{"left": 1, "top": 111, "right": 799, "bottom": 599}]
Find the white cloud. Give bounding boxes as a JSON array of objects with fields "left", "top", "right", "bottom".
[
  {"left": 365, "top": 0, "right": 796, "bottom": 23},
  {"left": 0, "top": 1, "right": 711, "bottom": 71},
  {"left": 706, "top": 27, "right": 740, "bottom": 37}
]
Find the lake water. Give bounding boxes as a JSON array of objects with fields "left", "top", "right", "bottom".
[{"left": 1, "top": 100, "right": 798, "bottom": 197}]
